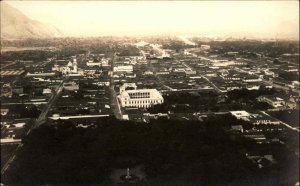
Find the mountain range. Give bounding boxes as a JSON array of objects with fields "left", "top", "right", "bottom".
[{"left": 1, "top": 2, "right": 63, "bottom": 39}]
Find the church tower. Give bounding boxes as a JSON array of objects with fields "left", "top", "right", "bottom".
[{"left": 73, "top": 58, "right": 78, "bottom": 73}]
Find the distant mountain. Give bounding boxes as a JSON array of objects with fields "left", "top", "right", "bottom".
[{"left": 1, "top": 2, "right": 63, "bottom": 39}]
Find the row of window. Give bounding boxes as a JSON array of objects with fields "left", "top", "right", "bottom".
[
  {"left": 129, "top": 95, "right": 150, "bottom": 99},
  {"left": 128, "top": 92, "right": 150, "bottom": 96},
  {"left": 124, "top": 99, "right": 162, "bottom": 105}
]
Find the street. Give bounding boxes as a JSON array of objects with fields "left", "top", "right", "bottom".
[
  {"left": 1, "top": 76, "right": 67, "bottom": 176},
  {"left": 109, "top": 53, "right": 123, "bottom": 120}
]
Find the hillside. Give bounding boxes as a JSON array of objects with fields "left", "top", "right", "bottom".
[{"left": 0, "top": 2, "right": 63, "bottom": 39}]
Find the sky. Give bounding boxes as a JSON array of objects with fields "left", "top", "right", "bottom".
[{"left": 3, "top": 1, "right": 299, "bottom": 39}]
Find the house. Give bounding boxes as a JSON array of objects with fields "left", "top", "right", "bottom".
[
  {"left": 63, "top": 81, "right": 79, "bottom": 91},
  {"left": 230, "top": 111, "right": 251, "bottom": 121},
  {"left": 42, "top": 88, "right": 52, "bottom": 95}
]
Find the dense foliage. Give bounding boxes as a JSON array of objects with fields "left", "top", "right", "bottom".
[
  {"left": 148, "top": 91, "right": 218, "bottom": 113},
  {"left": 2, "top": 116, "right": 298, "bottom": 185},
  {"left": 227, "top": 88, "right": 276, "bottom": 101}
]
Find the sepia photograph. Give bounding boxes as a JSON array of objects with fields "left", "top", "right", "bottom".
[{"left": 1, "top": 0, "right": 299, "bottom": 185}]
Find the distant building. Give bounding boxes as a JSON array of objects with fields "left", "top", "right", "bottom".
[
  {"left": 291, "top": 81, "right": 300, "bottom": 89},
  {"left": 243, "top": 75, "right": 262, "bottom": 82},
  {"left": 42, "top": 88, "right": 52, "bottom": 95},
  {"left": 113, "top": 65, "right": 133, "bottom": 73},
  {"left": 63, "top": 81, "right": 79, "bottom": 91},
  {"left": 230, "top": 110, "right": 280, "bottom": 125},
  {"left": 248, "top": 112, "right": 280, "bottom": 125},
  {"left": 200, "top": 45, "right": 210, "bottom": 50},
  {"left": 86, "top": 58, "right": 109, "bottom": 67},
  {"left": 230, "top": 111, "right": 251, "bottom": 121},
  {"left": 143, "top": 71, "right": 154, "bottom": 75},
  {"left": 52, "top": 58, "right": 78, "bottom": 75},
  {"left": 118, "top": 83, "right": 164, "bottom": 108},
  {"left": 256, "top": 95, "right": 285, "bottom": 108}
]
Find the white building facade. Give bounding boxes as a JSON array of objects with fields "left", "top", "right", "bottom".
[{"left": 118, "top": 83, "right": 163, "bottom": 108}]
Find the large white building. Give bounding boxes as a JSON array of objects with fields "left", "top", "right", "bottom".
[{"left": 118, "top": 83, "right": 164, "bottom": 108}]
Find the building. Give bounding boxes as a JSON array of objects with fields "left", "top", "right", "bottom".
[
  {"left": 256, "top": 95, "right": 286, "bottom": 108},
  {"left": 248, "top": 112, "right": 281, "bottom": 125},
  {"left": 230, "top": 110, "right": 280, "bottom": 125},
  {"left": 113, "top": 65, "right": 133, "bottom": 73},
  {"left": 52, "top": 58, "right": 78, "bottom": 75},
  {"left": 63, "top": 81, "right": 79, "bottom": 91},
  {"left": 42, "top": 88, "right": 52, "bottom": 95},
  {"left": 86, "top": 58, "right": 109, "bottom": 67},
  {"left": 118, "top": 83, "right": 164, "bottom": 108},
  {"left": 291, "top": 81, "right": 300, "bottom": 89},
  {"left": 200, "top": 45, "right": 210, "bottom": 50},
  {"left": 230, "top": 111, "right": 251, "bottom": 121}
]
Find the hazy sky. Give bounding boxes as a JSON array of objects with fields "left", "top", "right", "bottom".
[{"left": 4, "top": 1, "right": 299, "bottom": 38}]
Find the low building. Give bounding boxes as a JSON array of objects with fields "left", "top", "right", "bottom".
[
  {"left": 86, "top": 58, "right": 109, "bottom": 67},
  {"left": 200, "top": 45, "right": 210, "bottom": 50},
  {"left": 118, "top": 83, "right": 164, "bottom": 108},
  {"left": 230, "top": 111, "right": 251, "bottom": 121},
  {"left": 256, "top": 95, "right": 286, "bottom": 108},
  {"left": 185, "top": 70, "right": 197, "bottom": 75},
  {"left": 43, "top": 88, "right": 52, "bottom": 95},
  {"left": 63, "top": 82, "right": 79, "bottom": 91},
  {"left": 231, "top": 110, "right": 280, "bottom": 125},
  {"left": 248, "top": 112, "right": 280, "bottom": 125},
  {"left": 291, "top": 81, "right": 300, "bottom": 89},
  {"left": 113, "top": 65, "right": 133, "bottom": 73}
]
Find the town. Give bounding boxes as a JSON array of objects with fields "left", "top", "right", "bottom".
[{"left": 1, "top": 36, "right": 299, "bottom": 185}]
